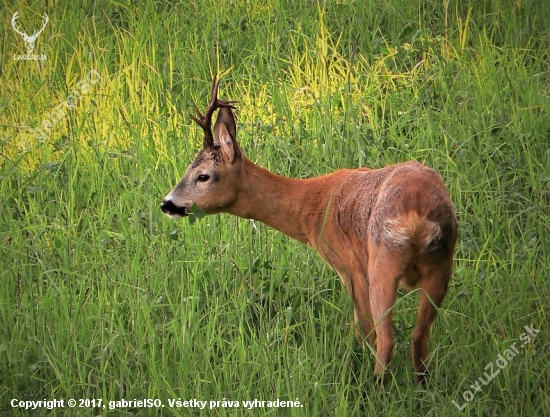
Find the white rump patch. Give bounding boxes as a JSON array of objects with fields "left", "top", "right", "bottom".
[{"left": 383, "top": 213, "right": 441, "bottom": 250}]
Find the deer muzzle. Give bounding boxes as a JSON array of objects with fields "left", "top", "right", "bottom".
[{"left": 160, "top": 199, "right": 189, "bottom": 217}]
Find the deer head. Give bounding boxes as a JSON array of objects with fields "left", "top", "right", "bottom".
[
  {"left": 161, "top": 77, "right": 241, "bottom": 217},
  {"left": 11, "top": 11, "right": 49, "bottom": 54}
]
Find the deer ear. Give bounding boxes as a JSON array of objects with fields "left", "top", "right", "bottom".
[
  {"left": 214, "top": 109, "right": 241, "bottom": 163},
  {"left": 214, "top": 107, "right": 236, "bottom": 139},
  {"left": 217, "top": 122, "right": 241, "bottom": 163}
]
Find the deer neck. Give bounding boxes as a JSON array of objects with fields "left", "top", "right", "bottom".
[{"left": 226, "top": 158, "right": 312, "bottom": 244}]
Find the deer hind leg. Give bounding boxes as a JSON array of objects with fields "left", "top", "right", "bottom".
[
  {"left": 367, "top": 250, "right": 402, "bottom": 379},
  {"left": 411, "top": 258, "right": 452, "bottom": 383}
]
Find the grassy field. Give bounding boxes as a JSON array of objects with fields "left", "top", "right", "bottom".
[{"left": 1, "top": 0, "right": 549, "bottom": 415}]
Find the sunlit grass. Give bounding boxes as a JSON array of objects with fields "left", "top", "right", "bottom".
[{"left": 1, "top": 0, "right": 549, "bottom": 416}]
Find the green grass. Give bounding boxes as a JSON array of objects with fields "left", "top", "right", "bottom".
[{"left": 1, "top": 0, "right": 549, "bottom": 415}]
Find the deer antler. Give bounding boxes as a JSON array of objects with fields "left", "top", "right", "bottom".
[
  {"left": 11, "top": 12, "right": 27, "bottom": 38},
  {"left": 32, "top": 13, "right": 49, "bottom": 38},
  {"left": 189, "top": 76, "right": 237, "bottom": 149},
  {"left": 11, "top": 12, "right": 49, "bottom": 54}
]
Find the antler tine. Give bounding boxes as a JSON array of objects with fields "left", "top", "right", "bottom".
[
  {"left": 203, "top": 77, "right": 238, "bottom": 119},
  {"left": 188, "top": 103, "right": 204, "bottom": 125},
  {"left": 189, "top": 76, "right": 238, "bottom": 149},
  {"left": 32, "top": 13, "right": 49, "bottom": 37},
  {"left": 209, "top": 76, "right": 219, "bottom": 109},
  {"left": 11, "top": 11, "right": 27, "bottom": 37}
]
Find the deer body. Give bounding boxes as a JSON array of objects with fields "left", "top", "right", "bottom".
[{"left": 161, "top": 78, "right": 458, "bottom": 383}]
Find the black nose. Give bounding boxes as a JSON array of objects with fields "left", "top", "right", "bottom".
[
  {"left": 160, "top": 199, "right": 188, "bottom": 216},
  {"left": 160, "top": 199, "right": 172, "bottom": 213}
]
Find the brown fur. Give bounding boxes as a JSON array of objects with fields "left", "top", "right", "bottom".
[{"left": 161, "top": 82, "right": 458, "bottom": 383}]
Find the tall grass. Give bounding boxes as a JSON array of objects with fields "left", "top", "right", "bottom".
[{"left": 1, "top": 0, "right": 549, "bottom": 415}]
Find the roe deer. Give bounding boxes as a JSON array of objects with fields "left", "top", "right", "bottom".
[{"left": 161, "top": 77, "right": 458, "bottom": 383}]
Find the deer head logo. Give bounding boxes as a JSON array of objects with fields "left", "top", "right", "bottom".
[{"left": 11, "top": 11, "right": 49, "bottom": 54}]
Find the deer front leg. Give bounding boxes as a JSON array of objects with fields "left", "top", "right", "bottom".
[
  {"left": 337, "top": 270, "right": 376, "bottom": 346},
  {"left": 368, "top": 251, "right": 401, "bottom": 380},
  {"left": 352, "top": 278, "right": 376, "bottom": 347}
]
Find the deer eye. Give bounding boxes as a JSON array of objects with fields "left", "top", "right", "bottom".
[{"left": 197, "top": 174, "right": 210, "bottom": 182}]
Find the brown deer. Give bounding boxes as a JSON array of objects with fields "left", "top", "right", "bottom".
[{"left": 161, "top": 77, "right": 458, "bottom": 383}]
